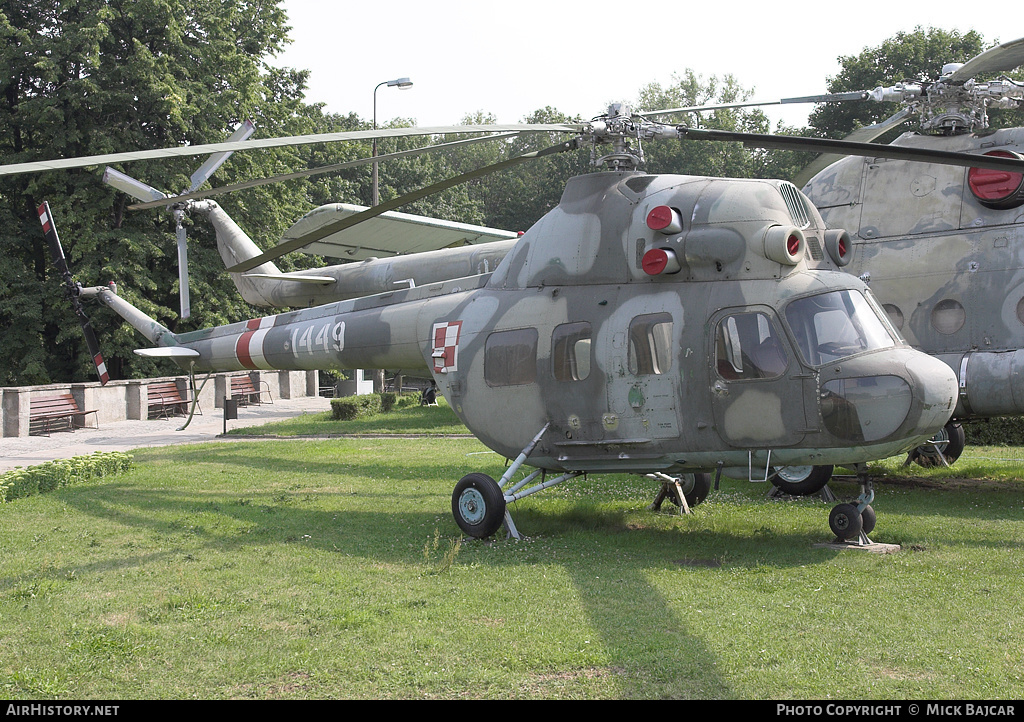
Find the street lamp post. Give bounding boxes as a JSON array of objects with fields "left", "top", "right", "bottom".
[
  {"left": 370, "top": 77, "right": 413, "bottom": 393},
  {"left": 372, "top": 77, "right": 414, "bottom": 207}
]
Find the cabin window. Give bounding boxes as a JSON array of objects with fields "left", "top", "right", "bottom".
[
  {"left": 484, "top": 328, "right": 538, "bottom": 387},
  {"left": 715, "top": 312, "right": 788, "bottom": 380},
  {"left": 628, "top": 313, "right": 673, "bottom": 375},
  {"left": 551, "top": 322, "right": 592, "bottom": 382}
]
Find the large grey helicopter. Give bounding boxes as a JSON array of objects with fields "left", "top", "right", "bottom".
[
  {"left": 799, "top": 36, "right": 1024, "bottom": 472},
  {"left": 19, "top": 106, "right": 1024, "bottom": 543}
]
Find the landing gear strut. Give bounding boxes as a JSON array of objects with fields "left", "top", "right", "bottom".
[
  {"left": 450, "top": 423, "right": 582, "bottom": 540},
  {"left": 649, "top": 472, "right": 712, "bottom": 514},
  {"left": 827, "top": 464, "right": 877, "bottom": 545}
]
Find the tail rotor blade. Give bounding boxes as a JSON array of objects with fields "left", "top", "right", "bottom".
[
  {"left": 176, "top": 219, "right": 190, "bottom": 319},
  {"left": 189, "top": 119, "right": 256, "bottom": 192},
  {"left": 36, "top": 201, "right": 111, "bottom": 385},
  {"left": 102, "top": 167, "right": 167, "bottom": 203}
]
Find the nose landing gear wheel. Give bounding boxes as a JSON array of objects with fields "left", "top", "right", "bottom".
[
  {"left": 828, "top": 502, "right": 863, "bottom": 541},
  {"left": 452, "top": 473, "right": 506, "bottom": 539}
]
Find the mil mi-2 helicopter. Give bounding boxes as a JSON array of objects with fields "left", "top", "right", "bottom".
[{"left": 19, "top": 105, "right": 1024, "bottom": 543}]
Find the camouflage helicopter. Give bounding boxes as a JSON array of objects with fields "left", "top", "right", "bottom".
[{"left": 18, "top": 106, "right": 1024, "bottom": 543}]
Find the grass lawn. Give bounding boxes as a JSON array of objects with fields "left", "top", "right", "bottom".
[{"left": 2, "top": 407, "right": 1023, "bottom": 699}]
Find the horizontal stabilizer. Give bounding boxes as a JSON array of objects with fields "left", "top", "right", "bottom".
[
  {"left": 242, "top": 273, "right": 337, "bottom": 285},
  {"left": 281, "top": 203, "right": 518, "bottom": 261},
  {"left": 134, "top": 347, "right": 201, "bottom": 358}
]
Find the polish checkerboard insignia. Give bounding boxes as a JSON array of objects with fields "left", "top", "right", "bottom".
[{"left": 431, "top": 321, "right": 463, "bottom": 373}]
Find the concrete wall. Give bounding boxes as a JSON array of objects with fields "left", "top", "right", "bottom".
[{"left": 1, "top": 369, "right": 320, "bottom": 438}]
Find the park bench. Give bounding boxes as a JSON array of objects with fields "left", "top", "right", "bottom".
[
  {"left": 230, "top": 375, "right": 272, "bottom": 406},
  {"left": 147, "top": 381, "right": 200, "bottom": 419},
  {"left": 29, "top": 393, "right": 99, "bottom": 436}
]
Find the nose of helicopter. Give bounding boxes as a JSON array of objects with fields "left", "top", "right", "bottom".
[
  {"left": 817, "top": 348, "right": 958, "bottom": 451},
  {"left": 901, "top": 351, "right": 960, "bottom": 440}
]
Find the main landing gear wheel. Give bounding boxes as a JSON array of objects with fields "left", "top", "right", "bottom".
[
  {"left": 669, "top": 473, "right": 712, "bottom": 508},
  {"left": 650, "top": 472, "right": 712, "bottom": 512},
  {"left": 909, "top": 421, "right": 965, "bottom": 468},
  {"left": 769, "top": 465, "right": 834, "bottom": 496},
  {"left": 452, "top": 473, "right": 506, "bottom": 539}
]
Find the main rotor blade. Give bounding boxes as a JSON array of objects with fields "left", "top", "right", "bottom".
[
  {"left": 637, "top": 100, "right": 783, "bottom": 118},
  {"left": 637, "top": 92, "right": 870, "bottom": 119},
  {"left": 676, "top": 126, "right": 1024, "bottom": 174},
  {"left": 226, "top": 138, "right": 580, "bottom": 273},
  {"left": 791, "top": 108, "right": 913, "bottom": 188},
  {"left": 949, "top": 36, "right": 1024, "bottom": 81},
  {"left": 127, "top": 132, "right": 520, "bottom": 210},
  {"left": 0, "top": 124, "right": 581, "bottom": 177}
]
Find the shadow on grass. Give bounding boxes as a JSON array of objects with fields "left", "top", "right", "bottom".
[{"left": 10, "top": 438, "right": 1024, "bottom": 697}]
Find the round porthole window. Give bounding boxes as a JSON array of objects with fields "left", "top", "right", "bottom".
[
  {"left": 931, "top": 299, "right": 965, "bottom": 335},
  {"left": 883, "top": 303, "right": 904, "bottom": 331},
  {"left": 1016, "top": 297, "right": 1024, "bottom": 326}
]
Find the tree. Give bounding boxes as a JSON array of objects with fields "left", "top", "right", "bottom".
[
  {"left": 0, "top": 0, "right": 325, "bottom": 385},
  {"left": 807, "top": 27, "right": 1024, "bottom": 139},
  {"left": 634, "top": 71, "right": 771, "bottom": 179}
]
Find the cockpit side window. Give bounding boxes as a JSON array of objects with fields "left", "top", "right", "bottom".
[{"left": 715, "top": 311, "right": 788, "bottom": 380}]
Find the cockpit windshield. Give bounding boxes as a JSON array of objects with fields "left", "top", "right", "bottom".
[{"left": 784, "top": 290, "right": 896, "bottom": 366}]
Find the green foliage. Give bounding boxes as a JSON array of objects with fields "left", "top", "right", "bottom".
[
  {"left": 329, "top": 393, "right": 382, "bottom": 420},
  {"left": 964, "top": 417, "right": 1024, "bottom": 447},
  {"left": 0, "top": 451, "right": 133, "bottom": 503},
  {"left": 0, "top": 0, "right": 324, "bottom": 385},
  {"left": 808, "top": 27, "right": 1024, "bottom": 140},
  {"left": 636, "top": 71, "right": 771, "bottom": 178}
]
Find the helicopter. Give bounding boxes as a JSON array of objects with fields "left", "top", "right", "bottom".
[{"left": 21, "top": 105, "right": 1024, "bottom": 544}]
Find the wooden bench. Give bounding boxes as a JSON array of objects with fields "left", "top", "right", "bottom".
[
  {"left": 29, "top": 394, "right": 99, "bottom": 436},
  {"left": 147, "top": 381, "right": 201, "bottom": 419},
  {"left": 231, "top": 375, "right": 272, "bottom": 406}
]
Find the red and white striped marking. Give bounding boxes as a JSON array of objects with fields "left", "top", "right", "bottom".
[
  {"left": 94, "top": 353, "right": 110, "bottom": 385},
  {"left": 37, "top": 204, "right": 52, "bottom": 233},
  {"left": 234, "top": 317, "right": 274, "bottom": 369}
]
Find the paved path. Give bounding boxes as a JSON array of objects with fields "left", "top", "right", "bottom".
[{"left": 0, "top": 395, "right": 332, "bottom": 472}]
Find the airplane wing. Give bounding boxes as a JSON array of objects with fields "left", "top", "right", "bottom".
[{"left": 280, "top": 203, "right": 519, "bottom": 261}]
